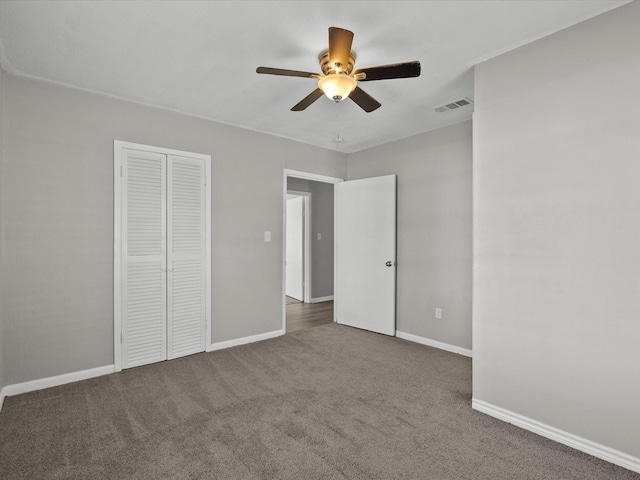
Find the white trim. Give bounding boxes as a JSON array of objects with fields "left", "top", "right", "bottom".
[
  {"left": 114, "top": 140, "right": 212, "bottom": 372},
  {"left": 204, "top": 154, "right": 212, "bottom": 352},
  {"left": 0, "top": 365, "right": 114, "bottom": 412},
  {"left": 284, "top": 169, "right": 345, "bottom": 185},
  {"left": 287, "top": 190, "right": 311, "bottom": 303},
  {"left": 282, "top": 169, "right": 344, "bottom": 332},
  {"left": 114, "top": 141, "right": 212, "bottom": 160},
  {"left": 114, "top": 143, "right": 122, "bottom": 371},
  {"left": 396, "top": 330, "right": 473, "bottom": 357},
  {"left": 310, "top": 295, "right": 334, "bottom": 303},
  {"left": 207, "top": 329, "right": 284, "bottom": 352},
  {"left": 472, "top": 398, "right": 640, "bottom": 474},
  {"left": 333, "top": 188, "right": 337, "bottom": 324}
]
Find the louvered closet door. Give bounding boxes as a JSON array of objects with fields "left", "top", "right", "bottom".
[
  {"left": 167, "top": 155, "right": 206, "bottom": 359},
  {"left": 121, "top": 149, "right": 167, "bottom": 368}
]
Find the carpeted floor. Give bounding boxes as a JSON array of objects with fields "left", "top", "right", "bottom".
[{"left": 1, "top": 323, "right": 638, "bottom": 479}]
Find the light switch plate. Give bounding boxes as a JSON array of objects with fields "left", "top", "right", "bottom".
[{"left": 264, "top": 231, "right": 271, "bottom": 242}]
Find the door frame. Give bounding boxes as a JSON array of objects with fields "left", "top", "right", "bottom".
[
  {"left": 114, "top": 140, "right": 212, "bottom": 372},
  {"left": 283, "top": 169, "right": 343, "bottom": 332},
  {"left": 286, "top": 190, "right": 311, "bottom": 303}
]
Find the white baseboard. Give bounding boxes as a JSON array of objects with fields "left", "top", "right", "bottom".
[
  {"left": 396, "top": 330, "right": 473, "bottom": 358},
  {"left": 207, "top": 329, "right": 285, "bottom": 352},
  {"left": 472, "top": 398, "right": 640, "bottom": 474},
  {"left": 310, "top": 295, "right": 334, "bottom": 303},
  {"left": 0, "top": 364, "right": 115, "bottom": 412},
  {"left": 0, "top": 330, "right": 289, "bottom": 411}
]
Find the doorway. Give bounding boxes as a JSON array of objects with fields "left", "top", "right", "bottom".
[
  {"left": 283, "top": 169, "right": 397, "bottom": 337},
  {"left": 283, "top": 170, "right": 342, "bottom": 333}
]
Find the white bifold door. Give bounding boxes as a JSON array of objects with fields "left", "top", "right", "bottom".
[{"left": 116, "top": 143, "right": 210, "bottom": 370}]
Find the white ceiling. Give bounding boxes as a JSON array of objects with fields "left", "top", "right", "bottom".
[{"left": 0, "top": 0, "right": 630, "bottom": 153}]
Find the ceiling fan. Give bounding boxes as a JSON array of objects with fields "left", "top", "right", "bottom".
[{"left": 256, "top": 27, "right": 420, "bottom": 113}]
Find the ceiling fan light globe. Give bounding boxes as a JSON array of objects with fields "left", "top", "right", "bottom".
[{"left": 318, "top": 74, "right": 356, "bottom": 103}]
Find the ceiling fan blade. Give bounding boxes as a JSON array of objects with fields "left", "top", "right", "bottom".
[
  {"left": 291, "top": 88, "right": 324, "bottom": 111},
  {"left": 349, "top": 86, "right": 381, "bottom": 113},
  {"left": 328, "top": 27, "right": 354, "bottom": 71},
  {"left": 256, "top": 67, "right": 318, "bottom": 78},
  {"left": 355, "top": 61, "right": 421, "bottom": 81}
]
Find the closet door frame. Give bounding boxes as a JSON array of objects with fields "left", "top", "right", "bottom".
[{"left": 114, "top": 140, "right": 211, "bottom": 372}]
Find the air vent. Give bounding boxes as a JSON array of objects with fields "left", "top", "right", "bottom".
[{"left": 434, "top": 97, "right": 473, "bottom": 113}]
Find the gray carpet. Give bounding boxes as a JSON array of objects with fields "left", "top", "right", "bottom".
[{"left": 1, "top": 323, "right": 638, "bottom": 479}]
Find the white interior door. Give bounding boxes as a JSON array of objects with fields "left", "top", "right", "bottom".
[
  {"left": 335, "top": 175, "right": 396, "bottom": 336},
  {"left": 286, "top": 195, "right": 304, "bottom": 301}
]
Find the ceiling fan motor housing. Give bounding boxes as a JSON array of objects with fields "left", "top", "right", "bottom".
[{"left": 319, "top": 48, "right": 356, "bottom": 75}]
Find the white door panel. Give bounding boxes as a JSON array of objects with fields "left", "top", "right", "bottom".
[
  {"left": 168, "top": 258, "right": 205, "bottom": 358},
  {"left": 121, "top": 150, "right": 167, "bottom": 368},
  {"left": 123, "top": 261, "right": 166, "bottom": 367},
  {"left": 335, "top": 175, "right": 396, "bottom": 336},
  {"left": 167, "top": 155, "right": 206, "bottom": 359}
]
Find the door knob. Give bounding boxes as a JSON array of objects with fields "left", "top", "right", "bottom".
[{"left": 385, "top": 261, "right": 393, "bottom": 267}]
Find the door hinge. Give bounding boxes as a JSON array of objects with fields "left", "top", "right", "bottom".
[
  {"left": 204, "top": 176, "right": 208, "bottom": 186},
  {"left": 120, "top": 165, "right": 123, "bottom": 177},
  {"left": 120, "top": 332, "right": 123, "bottom": 344}
]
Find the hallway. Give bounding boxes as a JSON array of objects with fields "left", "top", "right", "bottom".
[{"left": 286, "top": 297, "right": 333, "bottom": 333}]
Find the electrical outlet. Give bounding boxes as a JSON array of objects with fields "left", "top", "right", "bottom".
[{"left": 435, "top": 308, "right": 442, "bottom": 319}]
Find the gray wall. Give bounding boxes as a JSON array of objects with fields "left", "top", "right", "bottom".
[
  {"left": 286, "top": 178, "right": 335, "bottom": 300},
  {"left": 473, "top": 1, "right": 640, "bottom": 459},
  {"left": 1, "top": 72, "right": 347, "bottom": 386},
  {"left": 348, "top": 121, "right": 472, "bottom": 350}
]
